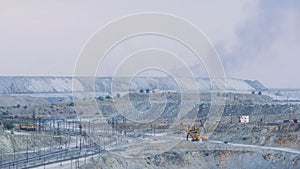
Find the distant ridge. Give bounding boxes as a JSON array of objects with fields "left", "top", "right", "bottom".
[{"left": 0, "top": 76, "right": 266, "bottom": 95}]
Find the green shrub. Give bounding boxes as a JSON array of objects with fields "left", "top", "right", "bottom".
[
  {"left": 105, "top": 95, "right": 112, "bottom": 99},
  {"left": 97, "top": 96, "right": 104, "bottom": 101},
  {"left": 4, "top": 121, "right": 14, "bottom": 130},
  {"left": 67, "top": 102, "right": 75, "bottom": 106},
  {"left": 1, "top": 112, "right": 9, "bottom": 116}
]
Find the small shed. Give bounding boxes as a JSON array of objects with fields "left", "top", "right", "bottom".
[{"left": 240, "top": 116, "right": 249, "bottom": 123}]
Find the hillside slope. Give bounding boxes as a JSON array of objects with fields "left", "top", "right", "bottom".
[{"left": 0, "top": 76, "right": 266, "bottom": 95}]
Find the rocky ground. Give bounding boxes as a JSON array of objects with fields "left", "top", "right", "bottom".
[
  {"left": 1, "top": 92, "right": 299, "bottom": 168},
  {"left": 0, "top": 130, "right": 74, "bottom": 162},
  {"left": 211, "top": 123, "right": 300, "bottom": 149},
  {"left": 78, "top": 141, "right": 300, "bottom": 169}
]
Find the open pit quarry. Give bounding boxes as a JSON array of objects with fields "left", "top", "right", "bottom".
[{"left": 0, "top": 77, "right": 299, "bottom": 169}]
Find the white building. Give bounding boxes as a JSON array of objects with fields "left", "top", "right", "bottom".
[{"left": 240, "top": 116, "right": 249, "bottom": 123}]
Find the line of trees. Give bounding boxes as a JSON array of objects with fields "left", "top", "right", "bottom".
[{"left": 140, "top": 89, "right": 152, "bottom": 93}]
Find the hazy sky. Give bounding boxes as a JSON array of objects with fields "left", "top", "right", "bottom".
[{"left": 0, "top": 0, "right": 299, "bottom": 88}]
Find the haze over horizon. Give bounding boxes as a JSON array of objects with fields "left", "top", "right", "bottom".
[{"left": 0, "top": 0, "right": 299, "bottom": 88}]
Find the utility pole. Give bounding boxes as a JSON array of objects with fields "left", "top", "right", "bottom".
[
  {"left": 65, "top": 141, "right": 67, "bottom": 156},
  {"left": 13, "top": 147, "right": 15, "bottom": 168},
  {"left": 60, "top": 150, "right": 62, "bottom": 166},
  {"left": 263, "top": 112, "right": 266, "bottom": 125},
  {"left": 80, "top": 136, "right": 82, "bottom": 152},
  {"left": 39, "top": 141, "right": 41, "bottom": 160},
  {"left": 43, "top": 158, "right": 45, "bottom": 169},
  {"left": 73, "top": 120, "right": 75, "bottom": 133},
  {"left": 76, "top": 136, "right": 78, "bottom": 148},
  {"left": 58, "top": 121, "right": 60, "bottom": 136},
  {"left": 287, "top": 96, "right": 291, "bottom": 121},
  {"left": 154, "top": 124, "right": 156, "bottom": 140},
  {"left": 50, "top": 135, "right": 53, "bottom": 153},
  {"left": 88, "top": 120, "right": 91, "bottom": 135},
  {"left": 26, "top": 136, "right": 29, "bottom": 163},
  {"left": 0, "top": 148, "right": 2, "bottom": 169},
  {"left": 39, "top": 117, "right": 41, "bottom": 133},
  {"left": 49, "top": 119, "right": 52, "bottom": 132},
  {"left": 79, "top": 124, "right": 82, "bottom": 135}
]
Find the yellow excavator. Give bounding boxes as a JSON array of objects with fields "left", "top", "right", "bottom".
[{"left": 184, "top": 123, "right": 207, "bottom": 141}]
